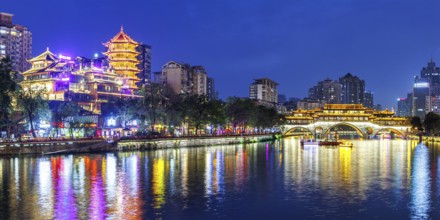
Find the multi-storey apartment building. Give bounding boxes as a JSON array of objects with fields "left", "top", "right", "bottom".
[
  {"left": 339, "top": 73, "right": 365, "bottom": 105},
  {"left": 249, "top": 78, "right": 278, "bottom": 105},
  {"left": 0, "top": 12, "right": 32, "bottom": 72}
]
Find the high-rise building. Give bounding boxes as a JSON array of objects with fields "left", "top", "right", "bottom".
[
  {"left": 249, "top": 78, "right": 278, "bottom": 105},
  {"left": 339, "top": 73, "right": 365, "bottom": 104},
  {"left": 419, "top": 60, "right": 440, "bottom": 97},
  {"left": 364, "top": 91, "right": 374, "bottom": 108},
  {"left": 103, "top": 27, "right": 140, "bottom": 95},
  {"left": 207, "top": 77, "right": 216, "bottom": 100},
  {"left": 297, "top": 98, "right": 324, "bottom": 110},
  {"left": 278, "top": 94, "right": 287, "bottom": 105},
  {"left": 137, "top": 44, "right": 151, "bottom": 84},
  {"left": 0, "top": 12, "right": 32, "bottom": 72},
  {"left": 308, "top": 78, "right": 342, "bottom": 104},
  {"left": 426, "top": 96, "right": 440, "bottom": 115},
  {"left": 412, "top": 77, "right": 430, "bottom": 118},
  {"left": 397, "top": 93, "right": 412, "bottom": 117},
  {"left": 161, "top": 61, "right": 192, "bottom": 94},
  {"left": 152, "top": 71, "right": 162, "bottom": 84},
  {"left": 161, "top": 61, "right": 215, "bottom": 96},
  {"left": 192, "top": 66, "right": 207, "bottom": 96}
]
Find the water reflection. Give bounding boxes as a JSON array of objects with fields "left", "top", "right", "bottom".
[
  {"left": 0, "top": 139, "right": 439, "bottom": 218},
  {"left": 410, "top": 144, "right": 431, "bottom": 219}
]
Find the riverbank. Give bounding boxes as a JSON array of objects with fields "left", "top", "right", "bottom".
[
  {"left": 117, "top": 134, "right": 277, "bottom": 151},
  {"left": 0, "top": 134, "right": 279, "bottom": 156}
]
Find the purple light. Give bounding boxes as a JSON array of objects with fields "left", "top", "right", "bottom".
[
  {"left": 58, "top": 54, "right": 72, "bottom": 60},
  {"left": 93, "top": 67, "right": 102, "bottom": 71},
  {"left": 61, "top": 78, "right": 70, "bottom": 82}
]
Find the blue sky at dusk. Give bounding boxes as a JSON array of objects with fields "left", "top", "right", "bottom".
[{"left": 4, "top": 0, "right": 440, "bottom": 108}]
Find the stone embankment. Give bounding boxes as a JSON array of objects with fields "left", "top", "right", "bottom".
[
  {"left": 117, "top": 134, "right": 276, "bottom": 151},
  {"left": 0, "top": 139, "right": 114, "bottom": 155},
  {"left": 0, "top": 134, "right": 278, "bottom": 155}
]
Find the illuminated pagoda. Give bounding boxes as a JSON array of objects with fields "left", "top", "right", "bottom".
[{"left": 103, "top": 26, "right": 141, "bottom": 94}]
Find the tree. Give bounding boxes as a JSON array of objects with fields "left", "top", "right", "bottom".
[
  {"left": 16, "top": 88, "right": 49, "bottom": 138},
  {"left": 55, "top": 101, "right": 81, "bottom": 138},
  {"left": 225, "top": 97, "right": 256, "bottom": 133},
  {"left": 0, "top": 57, "right": 20, "bottom": 138},
  {"left": 205, "top": 99, "right": 227, "bottom": 134},
  {"left": 137, "top": 83, "right": 170, "bottom": 133},
  {"left": 423, "top": 112, "right": 440, "bottom": 135},
  {"left": 411, "top": 116, "right": 423, "bottom": 132},
  {"left": 251, "top": 105, "right": 279, "bottom": 133},
  {"left": 185, "top": 95, "right": 210, "bottom": 135},
  {"left": 114, "top": 98, "right": 137, "bottom": 128}
]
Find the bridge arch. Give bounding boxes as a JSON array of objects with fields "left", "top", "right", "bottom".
[
  {"left": 374, "top": 128, "right": 405, "bottom": 138},
  {"left": 284, "top": 126, "right": 314, "bottom": 137},
  {"left": 322, "top": 122, "right": 365, "bottom": 139}
]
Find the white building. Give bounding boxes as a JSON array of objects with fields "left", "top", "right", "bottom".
[{"left": 249, "top": 78, "right": 278, "bottom": 105}]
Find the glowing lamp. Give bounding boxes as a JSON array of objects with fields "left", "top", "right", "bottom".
[{"left": 108, "top": 118, "right": 116, "bottom": 126}]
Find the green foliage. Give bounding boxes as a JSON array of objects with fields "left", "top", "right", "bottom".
[
  {"left": 114, "top": 98, "right": 137, "bottom": 128},
  {"left": 225, "top": 97, "right": 256, "bottom": 131},
  {"left": 423, "top": 112, "right": 440, "bottom": 135},
  {"left": 225, "top": 97, "right": 281, "bottom": 133},
  {"left": 16, "top": 88, "right": 49, "bottom": 138},
  {"left": 411, "top": 116, "right": 423, "bottom": 131},
  {"left": 133, "top": 86, "right": 280, "bottom": 135},
  {"left": 54, "top": 101, "right": 82, "bottom": 138},
  {"left": 0, "top": 57, "right": 20, "bottom": 138},
  {"left": 137, "top": 83, "right": 172, "bottom": 132}
]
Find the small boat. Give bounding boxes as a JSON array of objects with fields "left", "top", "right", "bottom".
[
  {"left": 318, "top": 141, "right": 342, "bottom": 146},
  {"left": 339, "top": 141, "right": 353, "bottom": 147},
  {"left": 302, "top": 141, "right": 319, "bottom": 146},
  {"left": 300, "top": 140, "right": 319, "bottom": 147}
]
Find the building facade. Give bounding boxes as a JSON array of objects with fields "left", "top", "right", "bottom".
[
  {"left": 207, "top": 77, "right": 216, "bottom": 100},
  {"left": 137, "top": 44, "right": 152, "bottom": 84},
  {"left": 412, "top": 77, "right": 430, "bottom": 118},
  {"left": 161, "top": 61, "right": 215, "bottom": 97},
  {"left": 21, "top": 29, "right": 143, "bottom": 114},
  {"left": 249, "top": 78, "right": 278, "bottom": 105},
  {"left": 309, "top": 78, "right": 342, "bottom": 104},
  {"left": 152, "top": 71, "right": 162, "bottom": 84},
  {"left": 339, "top": 73, "right": 365, "bottom": 104},
  {"left": 397, "top": 93, "right": 412, "bottom": 117},
  {"left": 192, "top": 66, "right": 207, "bottom": 95},
  {"left": 161, "top": 61, "right": 192, "bottom": 94},
  {"left": 103, "top": 27, "right": 140, "bottom": 95},
  {"left": 297, "top": 98, "right": 325, "bottom": 110},
  {"left": 421, "top": 59, "right": 440, "bottom": 94},
  {"left": 363, "top": 91, "right": 374, "bottom": 109},
  {"left": 0, "top": 12, "right": 32, "bottom": 72}
]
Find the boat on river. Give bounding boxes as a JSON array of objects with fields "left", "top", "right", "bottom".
[
  {"left": 339, "top": 141, "right": 353, "bottom": 147},
  {"left": 318, "top": 140, "right": 342, "bottom": 146}
]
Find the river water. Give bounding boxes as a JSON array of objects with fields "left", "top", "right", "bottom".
[{"left": 0, "top": 138, "right": 439, "bottom": 219}]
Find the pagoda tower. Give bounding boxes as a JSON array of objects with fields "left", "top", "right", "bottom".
[{"left": 103, "top": 26, "right": 140, "bottom": 94}]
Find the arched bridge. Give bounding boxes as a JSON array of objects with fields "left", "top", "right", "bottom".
[{"left": 282, "top": 104, "right": 411, "bottom": 139}]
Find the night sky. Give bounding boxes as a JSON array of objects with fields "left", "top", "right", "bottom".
[{"left": 3, "top": 0, "right": 440, "bottom": 109}]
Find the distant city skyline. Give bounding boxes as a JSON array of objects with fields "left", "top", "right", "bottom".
[{"left": 4, "top": 0, "right": 440, "bottom": 109}]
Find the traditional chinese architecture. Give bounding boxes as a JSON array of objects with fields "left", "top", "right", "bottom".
[
  {"left": 283, "top": 104, "right": 411, "bottom": 139},
  {"left": 103, "top": 26, "right": 141, "bottom": 94},
  {"left": 21, "top": 28, "right": 143, "bottom": 114}
]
